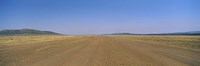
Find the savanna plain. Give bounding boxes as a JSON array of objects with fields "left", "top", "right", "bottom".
[{"left": 0, "top": 35, "right": 200, "bottom": 66}]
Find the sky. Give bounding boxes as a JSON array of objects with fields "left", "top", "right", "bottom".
[{"left": 0, "top": 0, "right": 200, "bottom": 34}]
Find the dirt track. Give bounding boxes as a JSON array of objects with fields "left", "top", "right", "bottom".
[{"left": 1, "top": 36, "right": 200, "bottom": 66}]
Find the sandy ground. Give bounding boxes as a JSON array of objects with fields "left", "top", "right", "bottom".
[{"left": 0, "top": 36, "right": 200, "bottom": 66}]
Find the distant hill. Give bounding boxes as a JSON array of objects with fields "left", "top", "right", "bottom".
[
  {"left": 0, "top": 29, "right": 61, "bottom": 35},
  {"left": 109, "top": 31, "right": 200, "bottom": 35},
  {"left": 164, "top": 31, "right": 200, "bottom": 35},
  {"left": 110, "top": 33, "right": 137, "bottom": 35}
]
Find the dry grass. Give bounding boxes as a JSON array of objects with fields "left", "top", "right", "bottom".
[
  {"left": 115, "top": 35, "right": 200, "bottom": 51},
  {"left": 0, "top": 35, "right": 76, "bottom": 46}
]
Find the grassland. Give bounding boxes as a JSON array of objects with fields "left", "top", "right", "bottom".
[
  {"left": 0, "top": 35, "right": 76, "bottom": 46},
  {"left": 114, "top": 35, "right": 200, "bottom": 51},
  {"left": 0, "top": 35, "right": 200, "bottom": 66}
]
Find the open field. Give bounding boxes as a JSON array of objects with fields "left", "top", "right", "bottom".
[{"left": 0, "top": 35, "right": 200, "bottom": 66}]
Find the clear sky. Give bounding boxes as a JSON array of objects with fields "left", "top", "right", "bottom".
[{"left": 1, "top": 0, "right": 200, "bottom": 34}]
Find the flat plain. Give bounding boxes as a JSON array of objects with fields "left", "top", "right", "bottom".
[{"left": 0, "top": 35, "right": 200, "bottom": 66}]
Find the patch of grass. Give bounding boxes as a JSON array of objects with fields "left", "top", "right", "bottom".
[
  {"left": 0, "top": 35, "right": 76, "bottom": 46},
  {"left": 118, "top": 35, "right": 200, "bottom": 51}
]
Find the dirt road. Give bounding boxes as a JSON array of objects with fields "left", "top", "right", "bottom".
[{"left": 1, "top": 36, "right": 200, "bottom": 66}]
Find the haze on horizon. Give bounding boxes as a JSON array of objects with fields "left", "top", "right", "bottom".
[{"left": 1, "top": 0, "right": 200, "bottom": 34}]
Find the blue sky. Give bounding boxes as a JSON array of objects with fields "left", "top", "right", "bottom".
[{"left": 1, "top": 0, "right": 200, "bottom": 34}]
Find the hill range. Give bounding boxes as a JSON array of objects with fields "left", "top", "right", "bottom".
[{"left": 0, "top": 29, "right": 60, "bottom": 35}]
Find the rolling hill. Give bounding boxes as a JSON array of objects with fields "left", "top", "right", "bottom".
[
  {"left": 110, "top": 31, "right": 200, "bottom": 35},
  {"left": 166, "top": 31, "right": 200, "bottom": 35},
  {"left": 0, "top": 29, "right": 60, "bottom": 35}
]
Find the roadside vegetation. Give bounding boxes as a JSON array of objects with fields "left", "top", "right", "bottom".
[
  {"left": 118, "top": 35, "right": 200, "bottom": 51},
  {"left": 0, "top": 35, "right": 75, "bottom": 46}
]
